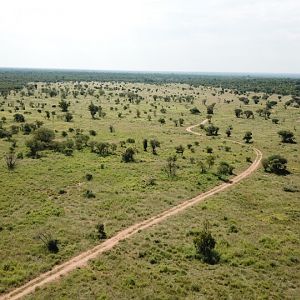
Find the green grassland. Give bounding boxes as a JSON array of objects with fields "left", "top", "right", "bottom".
[{"left": 0, "top": 80, "right": 299, "bottom": 298}]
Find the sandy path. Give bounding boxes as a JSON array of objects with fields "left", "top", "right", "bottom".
[{"left": 1, "top": 121, "right": 262, "bottom": 300}]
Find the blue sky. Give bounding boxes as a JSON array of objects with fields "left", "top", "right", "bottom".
[{"left": 1, "top": 0, "right": 299, "bottom": 73}]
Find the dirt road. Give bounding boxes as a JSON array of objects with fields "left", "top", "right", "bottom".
[{"left": 1, "top": 122, "right": 263, "bottom": 300}]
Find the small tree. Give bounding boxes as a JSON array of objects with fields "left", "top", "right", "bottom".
[
  {"left": 243, "top": 131, "right": 253, "bottom": 143},
  {"left": 150, "top": 139, "right": 160, "bottom": 155},
  {"left": 96, "top": 223, "right": 107, "bottom": 239},
  {"left": 217, "top": 161, "right": 234, "bottom": 176},
  {"left": 175, "top": 145, "right": 185, "bottom": 155},
  {"left": 64, "top": 112, "right": 73, "bottom": 122},
  {"left": 59, "top": 99, "right": 70, "bottom": 112},
  {"left": 193, "top": 220, "right": 219, "bottom": 264},
  {"left": 234, "top": 108, "right": 243, "bottom": 118},
  {"left": 206, "top": 103, "right": 215, "bottom": 114},
  {"left": 278, "top": 130, "right": 296, "bottom": 143},
  {"left": 163, "top": 155, "right": 178, "bottom": 178},
  {"left": 5, "top": 151, "right": 17, "bottom": 170},
  {"left": 122, "top": 147, "right": 135, "bottom": 162},
  {"left": 225, "top": 128, "right": 231, "bottom": 137},
  {"left": 206, "top": 155, "right": 215, "bottom": 169}
]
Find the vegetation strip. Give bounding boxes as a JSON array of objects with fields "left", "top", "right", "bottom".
[{"left": 0, "top": 121, "right": 262, "bottom": 300}]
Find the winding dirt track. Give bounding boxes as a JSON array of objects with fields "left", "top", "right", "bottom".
[{"left": 1, "top": 122, "right": 263, "bottom": 300}]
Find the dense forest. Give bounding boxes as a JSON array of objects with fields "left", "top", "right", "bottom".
[{"left": 1, "top": 68, "right": 300, "bottom": 96}]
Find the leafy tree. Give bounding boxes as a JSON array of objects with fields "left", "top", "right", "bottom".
[
  {"left": 193, "top": 220, "right": 219, "bottom": 264},
  {"left": 262, "top": 155, "right": 288, "bottom": 175},
  {"left": 278, "top": 130, "right": 296, "bottom": 143},
  {"left": 122, "top": 147, "right": 135, "bottom": 162},
  {"left": 88, "top": 102, "right": 99, "bottom": 119},
  {"left": 243, "top": 131, "right": 253, "bottom": 143}
]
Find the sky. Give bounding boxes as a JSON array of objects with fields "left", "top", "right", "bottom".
[{"left": 0, "top": 0, "right": 299, "bottom": 73}]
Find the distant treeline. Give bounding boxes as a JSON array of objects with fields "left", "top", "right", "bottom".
[{"left": 0, "top": 68, "right": 299, "bottom": 96}]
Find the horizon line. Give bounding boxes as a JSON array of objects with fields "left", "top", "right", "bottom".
[{"left": 1, "top": 66, "right": 300, "bottom": 78}]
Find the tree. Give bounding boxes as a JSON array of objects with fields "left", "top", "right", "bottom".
[
  {"left": 217, "top": 161, "right": 234, "bottom": 176},
  {"left": 225, "top": 128, "right": 232, "bottom": 137},
  {"left": 278, "top": 130, "right": 296, "bottom": 143},
  {"left": 64, "top": 112, "right": 73, "bottom": 122},
  {"left": 38, "top": 233, "right": 59, "bottom": 253},
  {"left": 175, "top": 145, "right": 184, "bottom": 155},
  {"left": 163, "top": 155, "right": 178, "bottom": 178},
  {"left": 143, "top": 139, "right": 148, "bottom": 151},
  {"left": 150, "top": 139, "right": 160, "bottom": 155},
  {"left": 244, "top": 110, "right": 254, "bottom": 119},
  {"left": 58, "top": 99, "right": 70, "bottom": 112},
  {"left": 206, "top": 155, "right": 215, "bottom": 169},
  {"left": 26, "top": 139, "right": 45, "bottom": 158},
  {"left": 88, "top": 102, "right": 99, "bottom": 119},
  {"left": 234, "top": 108, "right": 243, "bottom": 118},
  {"left": 14, "top": 113, "right": 25, "bottom": 123},
  {"left": 205, "top": 124, "right": 219, "bottom": 136},
  {"left": 262, "top": 155, "right": 288, "bottom": 175},
  {"left": 193, "top": 220, "right": 219, "bottom": 264},
  {"left": 96, "top": 223, "right": 107, "bottom": 239},
  {"left": 243, "top": 131, "right": 253, "bottom": 143},
  {"left": 34, "top": 127, "right": 55, "bottom": 143},
  {"left": 122, "top": 147, "right": 135, "bottom": 162},
  {"left": 206, "top": 103, "right": 216, "bottom": 114}
]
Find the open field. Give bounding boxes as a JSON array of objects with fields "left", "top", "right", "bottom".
[{"left": 0, "top": 77, "right": 299, "bottom": 299}]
